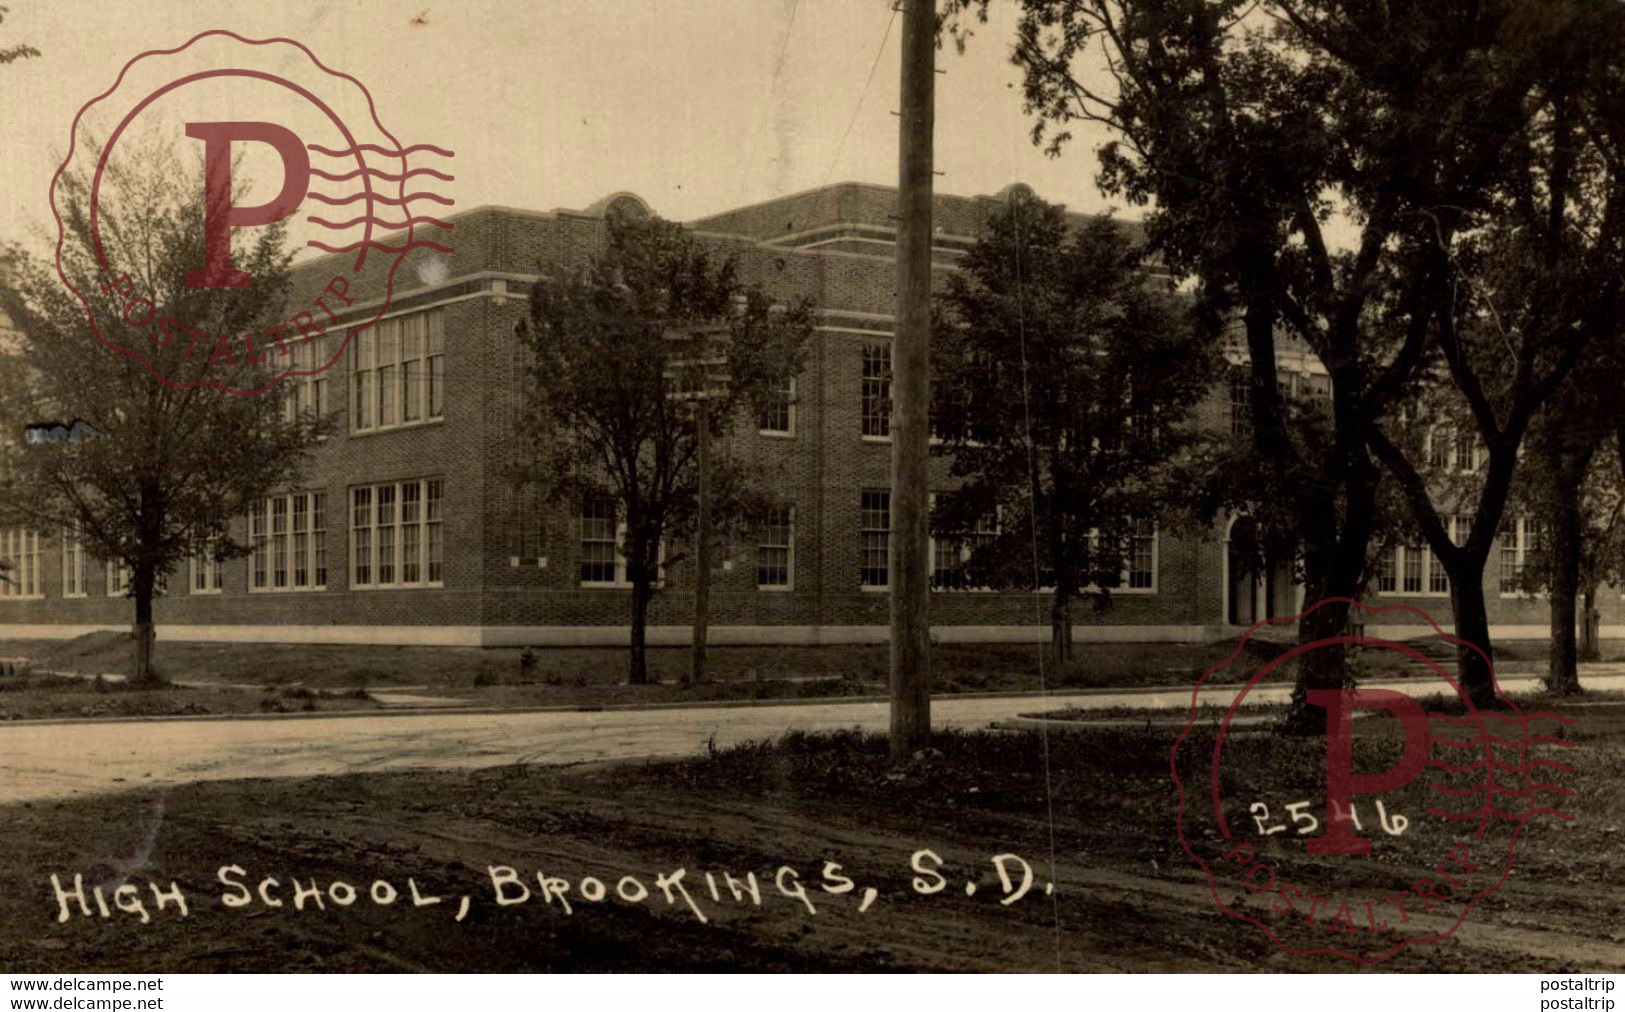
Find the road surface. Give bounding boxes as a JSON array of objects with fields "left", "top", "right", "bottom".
[{"left": 1, "top": 671, "right": 1620, "bottom": 805}]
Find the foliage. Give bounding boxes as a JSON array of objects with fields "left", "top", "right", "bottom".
[
  {"left": 931, "top": 195, "right": 1214, "bottom": 655},
  {"left": 518, "top": 212, "right": 813, "bottom": 684},
  {"left": 0, "top": 137, "right": 329, "bottom": 682}
]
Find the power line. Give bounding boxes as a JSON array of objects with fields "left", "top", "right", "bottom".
[{"left": 821, "top": 7, "right": 899, "bottom": 188}]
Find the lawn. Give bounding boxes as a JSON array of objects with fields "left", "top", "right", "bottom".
[
  {"left": 0, "top": 700, "right": 1614, "bottom": 972},
  {"left": 0, "top": 631, "right": 1564, "bottom": 720}
]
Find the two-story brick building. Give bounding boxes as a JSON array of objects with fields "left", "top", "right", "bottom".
[{"left": 0, "top": 182, "right": 1584, "bottom": 647}]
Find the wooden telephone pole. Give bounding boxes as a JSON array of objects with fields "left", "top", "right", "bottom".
[
  {"left": 664, "top": 325, "right": 730, "bottom": 687},
  {"left": 891, "top": 0, "right": 934, "bottom": 757}
]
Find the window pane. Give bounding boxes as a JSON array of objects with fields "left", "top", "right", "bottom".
[
  {"left": 861, "top": 344, "right": 890, "bottom": 438},
  {"left": 402, "top": 481, "right": 422, "bottom": 584},
  {"left": 426, "top": 479, "right": 443, "bottom": 583},
  {"left": 860, "top": 491, "right": 889, "bottom": 587},
  {"left": 352, "top": 488, "right": 372, "bottom": 586},
  {"left": 377, "top": 485, "right": 396, "bottom": 584}
]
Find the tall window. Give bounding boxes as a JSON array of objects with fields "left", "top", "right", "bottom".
[
  {"left": 1402, "top": 544, "right": 1423, "bottom": 593},
  {"left": 105, "top": 558, "right": 130, "bottom": 598},
  {"left": 578, "top": 494, "right": 661, "bottom": 587},
  {"left": 62, "top": 523, "right": 86, "bottom": 597},
  {"left": 250, "top": 491, "right": 327, "bottom": 592},
  {"left": 1377, "top": 546, "right": 1397, "bottom": 593},
  {"left": 580, "top": 495, "right": 618, "bottom": 585},
  {"left": 1428, "top": 427, "right": 1452, "bottom": 470},
  {"left": 1127, "top": 518, "right": 1157, "bottom": 590},
  {"left": 191, "top": 538, "right": 222, "bottom": 594},
  {"left": 1229, "top": 369, "right": 1252, "bottom": 437},
  {"left": 1499, "top": 517, "right": 1528, "bottom": 594},
  {"left": 757, "top": 506, "right": 793, "bottom": 588},
  {"left": 930, "top": 505, "right": 999, "bottom": 589},
  {"left": 0, "top": 529, "right": 43, "bottom": 598},
  {"left": 759, "top": 376, "right": 794, "bottom": 435},
  {"left": 860, "top": 491, "right": 890, "bottom": 588},
  {"left": 353, "top": 309, "right": 446, "bottom": 432},
  {"left": 861, "top": 342, "right": 890, "bottom": 438},
  {"left": 352, "top": 479, "right": 440, "bottom": 588},
  {"left": 282, "top": 334, "right": 329, "bottom": 422}
]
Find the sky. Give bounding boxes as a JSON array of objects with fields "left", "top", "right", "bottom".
[{"left": 0, "top": 0, "right": 1124, "bottom": 262}]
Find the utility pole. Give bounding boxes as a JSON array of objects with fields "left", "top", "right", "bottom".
[
  {"left": 891, "top": 0, "right": 934, "bottom": 758},
  {"left": 664, "top": 325, "right": 730, "bottom": 687}
]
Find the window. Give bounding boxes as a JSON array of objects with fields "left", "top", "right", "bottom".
[
  {"left": 0, "top": 529, "right": 43, "bottom": 598},
  {"left": 861, "top": 342, "right": 890, "bottom": 438},
  {"left": 1455, "top": 432, "right": 1478, "bottom": 473},
  {"left": 1127, "top": 518, "right": 1157, "bottom": 590},
  {"left": 759, "top": 376, "right": 794, "bottom": 436},
  {"left": 62, "top": 523, "right": 86, "bottom": 597},
  {"left": 352, "top": 309, "right": 446, "bottom": 432},
  {"left": 757, "top": 506, "right": 793, "bottom": 588},
  {"left": 930, "top": 503, "right": 999, "bottom": 590},
  {"left": 351, "top": 480, "right": 440, "bottom": 588},
  {"left": 578, "top": 494, "right": 662, "bottom": 587},
  {"left": 250, "top": 491, "right": 327, "bottom": 592},
  {"left": 580, "top": 495, "right": 618, "bottom": 585},
  {"left": 1377, "top": 546, "right": 1397, "bottom": 593},
  {"left": 1085, "top": 520, "right": 1158, "bottom": 593},
  {"left": 1428, "top": 427, "right": 1452, "bottom": 470},
  {"left": 281, "top": 334, "right": 329, "bottom": 422},
  {"left": 1402, "top": 544, "right": 1423, "bottom": 594},
  {"left": 105, "top": 558, "right": 130, "bottom": 598},
  {"left": 1500, "top": 517, "right": 1528, "bottom": 594},
  {"left": 191, "top": 538, "right": 222, "bottom": 594},
  {"left": 860, "top": 491, "right": 890, "bottom": 588},
  {"left": 1229, "top": 369, "right": 1252, "bottom": 438}
]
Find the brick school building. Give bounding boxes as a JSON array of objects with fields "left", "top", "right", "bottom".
[{"left": 0, "top": 183, "right": 1565, "bottom": 647}]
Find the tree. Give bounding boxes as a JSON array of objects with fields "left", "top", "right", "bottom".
[
  {"left": 0, "top": 5, "right": 40, "bottom": 67},
  {"left": 0, "top": 141, "right": 328, "bottom": 683},
  {"left": 952, "top": 0, "right": 1615, "bottom": 717},
  {"left": 1364, "top": 34, "right": 1625, "bottom": 704},
  {"left": 1511, "top": 396, "right": 1625, "bottom": 694},
  {"left": 519, "top": 213, "right": 813, "bottom": 686},
  {"left": 931, "top": 195, "right": 1214, "bottom": 661}
]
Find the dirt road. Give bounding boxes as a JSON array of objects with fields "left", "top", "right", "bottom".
[{"left": 5, "top": 669, "right": 1622, "bottom": 806}]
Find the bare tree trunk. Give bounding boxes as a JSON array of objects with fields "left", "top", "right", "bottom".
[
  {"left": 1448, "top": 558, "right": 1498, "bottom": 709},
  {"left": 1547, "top": 480, "right": 1583, "bottom": 694},
  {"left": 1580, "top": 584, "right": 1600, "bottom": 664},
  {"left": 628, "top": 578, "right": 651, "bottom": 686},
  {"left": 131, "top": 564, "right": 160, "bottom": 685},
  {"left": 1050, "top": 588, "right": 1073, "bottom": 664}
]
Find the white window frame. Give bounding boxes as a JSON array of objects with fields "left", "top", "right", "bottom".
[
  {"left": 1083, "top": 521, "right": 1159, "bottom": 595},
  {"left": 756, "top": 505, "right": 794, "bottom": 590},
  {"left": 1378, "top": 515, "right": 1466, "bottom": 598},
  {"left": 577, "top": 496, "right": 665, "bottom": 589},
  {"left": 351, "top": 309, "right": 446, "bottom": 434},
  {"left": 62, "top": 523, "right": 86, "bottom": 598},
  {"left": 190, "top": 537, "right": 223, "bottom": 595},
  {"left": 758, "top": 376, "right": 795, "bottom": 438},
  {"left": 251, "top": 491, "right": 329, "bottom": 593},
  {"left": 105, "top": 557, "right": 130, "bottom": 598},
  {"left": 0, "top": 529, "right": 44, "bottom": 599},
  {"left": 350, "top": 479, "right": 442, "bottom": 590},
  {"left": 860, "top": 342, "right": 891, "bottom": 441},
  {"left": 281, "top": 334, "right": 331, "bottom": 424},
  {"left": 859, "top": 489, "right": 890, "bottom": 590},
  {"left": 927, "top": 494, "right": 1000, "bottom": 592}
]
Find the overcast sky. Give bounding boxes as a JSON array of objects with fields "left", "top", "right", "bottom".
[{"left": 0, "top": 0, "right": 1125, "bottom": 262}]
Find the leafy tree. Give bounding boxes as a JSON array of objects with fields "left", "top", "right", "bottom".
[
  {"left": 519, "top": 213, "right": 813, "bottom": 686},
  {"left": 950, "top": 0, "right": 1620, "bottom": 715},
  {"left": 1511, "top": 389, "right": 1625, "bottom": 694},
  {"left": 0, "top": 141, "right": 328, "bottom": 683},
  {"left": 1364, "top": 39, "right": 1625, "bottom": 703},
  {"left": 931, "top": 195, "right": 1214, "bottom": 660},
  {"left": 0, "top": 5, "right": 40, "bottom": 66}
]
